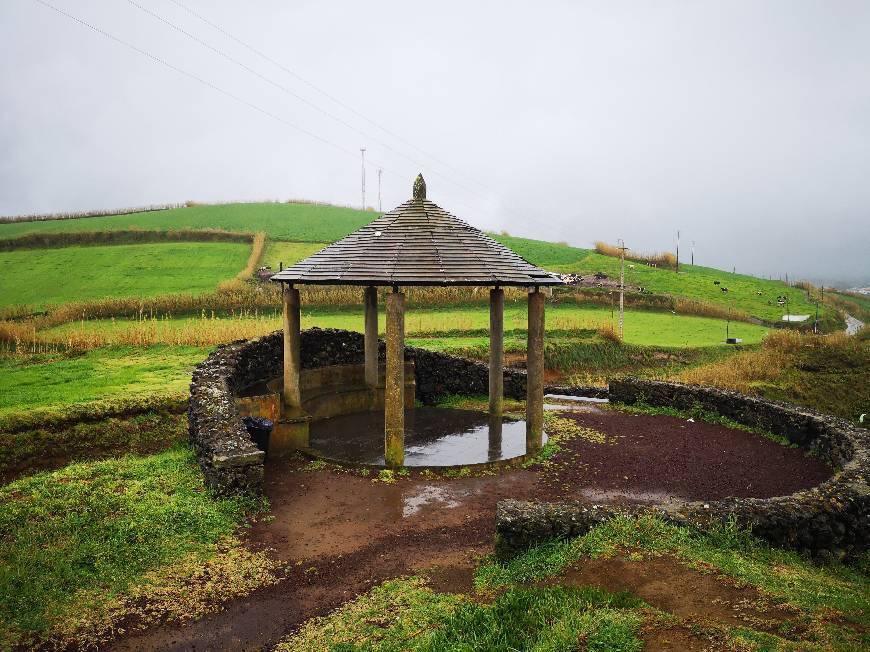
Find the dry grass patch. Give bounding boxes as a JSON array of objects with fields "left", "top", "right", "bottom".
[{"left": 595, "top": 241, "right": 677, "bottom": 269}]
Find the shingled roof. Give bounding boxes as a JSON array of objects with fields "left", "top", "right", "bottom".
[{"left": 271, "top": 175, "right": 564, "bottom": 287}]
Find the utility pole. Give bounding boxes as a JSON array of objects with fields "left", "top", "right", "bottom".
[
  {"left": 675, "top": 229, "right": 680, "bottom": 273},
  {"left": 726, "top": 304, "right": 731, "bottom": 341},
  {"left": 360, "top": 148, "right": 366, "bottom": 209},
  {"left": 377, "top": 168, "right": 383, "bottom": 212},
  {"left": 691, "top": 240, "right": 695, "bottom": 266},
  {"left": 618, "top": 238, "right": 627, "bottom": 340}
]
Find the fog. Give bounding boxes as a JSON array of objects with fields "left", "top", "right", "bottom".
[{"left": 2, "top": 0, "right": 868, "bottom": 285}]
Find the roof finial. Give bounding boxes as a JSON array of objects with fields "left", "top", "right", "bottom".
[{"left": 413, "top": 173, "right": 426, "bottom": 200}]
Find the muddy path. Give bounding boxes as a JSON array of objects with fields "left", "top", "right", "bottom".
[{"left": 108, "top": 405, "right": 831, "bottom": 651}]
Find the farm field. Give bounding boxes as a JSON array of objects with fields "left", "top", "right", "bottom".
[
  {"left": 0, "top": 242, "right": 249, "bottom": 308},
  {"left": 0, "top": 202, "right": 374, "bottom": 242},
  {"left": 0, "top": 202, "right": 844, "bottom": 330},
  {"left": 0, "top": 346, "right": 206, "bottom": 418},
  {"left": 40, "top": 303, "right": 769, "bottom": 348}
]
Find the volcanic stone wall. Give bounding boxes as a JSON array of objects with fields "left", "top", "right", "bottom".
[
  {"left": 189, "top": 327, "right": 603, "bottom": 496},
  {"left": 497, "top": 378, "right": 869, "bottom": 561}
]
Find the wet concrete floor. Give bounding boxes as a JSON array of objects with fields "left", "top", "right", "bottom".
[{"left": 309, "top": 407, "right": 544, "bottom": 466}]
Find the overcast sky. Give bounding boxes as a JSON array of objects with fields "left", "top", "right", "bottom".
[{"left": 2, "top": 0, "right": 868, "bottom": 285}]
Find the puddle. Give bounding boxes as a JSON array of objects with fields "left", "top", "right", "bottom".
[
  {"left": 544, "top": 402, "right": 606, "bottom": 414},
  {"left": 402, "top": 484, "right": 464, "bottom": 517},
  {"left": 309, "top": 407, "right": 546, "bottom": 466},
  {"left": 577, "top": 487, "right": 686, "bottom": 506},
  {"left": 545, "top": 393, "right": 609, "bottom": 404}
]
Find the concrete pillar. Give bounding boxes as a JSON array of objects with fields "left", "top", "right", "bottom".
[
  {"left": 282, "top": 284, "right": 302, "bottom": 409},
  {"left": 364, "top": 286, "right": 378, "bottom": 387},
  {"left": 526, "top": 289, "right": 545, "bottom": 453},
  {"left": 385, "top": 289, "right": 405, "bottom": 467},
  {"left": 489, "top": 287, "right": 504, "bottom": 416}
]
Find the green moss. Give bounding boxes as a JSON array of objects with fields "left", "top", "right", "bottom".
[
  {"left": 0, "top": 445, "right": 263, "bottom": 648},
  {"left": 0, "top": 412, "right": 185, "bottom": 480}
]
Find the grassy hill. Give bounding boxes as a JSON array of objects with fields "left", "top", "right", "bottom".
[
  {"left": 0, "top": 242, "right": 249, "bottom": 309},
  {"left": 553, "top": 251, "right": 825, "bottom": 324},
  {"left": 0, "top": 203, "right": 839, "bottom": 327},
  {"left": 0, "top": 202, "right": 374, "bottom": 243}
]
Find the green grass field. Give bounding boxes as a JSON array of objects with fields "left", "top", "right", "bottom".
[
  {"left": 1, "top": 202, "right": 835, "bottom": 326},
  {"left": 41, "top": 304, "right": 769, "bottom": 349},
  {"left": 0, "top": 203, "right": 374, "bottom": 242},
  {"left": 553, "top": 251, "right": 823, "bottom": 322},
  {"left": 0, "top": 242, "right": 249, "bottom": 308},
  {"left": 490, "top": 234, "right": 592, "bottom": 267},
  {"left": 261, "top": 240, "right": 326, "bottom": 270},
  {"left": 0, "top": 347, "right": 207, "bottom": 417}
]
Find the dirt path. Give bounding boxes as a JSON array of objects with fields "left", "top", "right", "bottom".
[{"left": 107, "top": 406, "right": 830, "bottom": 651}]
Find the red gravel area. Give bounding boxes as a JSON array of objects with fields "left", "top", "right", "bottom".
[
  {"left": 543, "top": 405, "right": 832, "bottom": 503},
  {"left": 107, "top": 406, "right": 832, "bottom": 651}
]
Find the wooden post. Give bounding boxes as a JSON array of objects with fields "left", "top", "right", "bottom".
[
  {"left": 282, "top": 284, "right": 301, "bottom": 409},
  {"left": 364, "top": 286, "right": 378, "bottom": 387},
  {"left": 526, "top": 288, "right": 545, "bottom": 453},
  {"left": 489, "top": 287, "right": 504, "bottom": 416},
  {"left": 385, "top": 289, "right": 405, "bottom": 467}
]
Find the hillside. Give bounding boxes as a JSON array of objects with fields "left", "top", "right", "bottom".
[
  {"left": 0, "top": 202, "right": 840, "bottom": 327},
  {"left": 0, "top": 202, "right": 373, "bottom": 243}
]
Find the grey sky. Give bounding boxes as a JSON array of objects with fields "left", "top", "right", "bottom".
[{"left": 2, "top": 0, "right": 868, "bottom": 285}]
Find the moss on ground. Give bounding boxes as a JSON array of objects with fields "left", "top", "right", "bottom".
[{"left": 0, "top": 445, "right": 270, "bottom": 649}]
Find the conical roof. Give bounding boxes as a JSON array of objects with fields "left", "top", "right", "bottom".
[{"left": 271, "top": 175, "right": 564, "bottom": 287}]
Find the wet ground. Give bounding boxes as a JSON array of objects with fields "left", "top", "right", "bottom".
[
  {"left": 109, "top": 405, "right": 832, "bottom": 651},
  {"left": 309, "top": 407, "right": 540, "bottom": 466}
]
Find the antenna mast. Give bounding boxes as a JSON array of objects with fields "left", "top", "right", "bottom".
[
  {"left": 377, "top": 168, "right": 383, "bottom": 211},
  {"left": 360, "top": 148, "right": 366, "bottom": 209}
]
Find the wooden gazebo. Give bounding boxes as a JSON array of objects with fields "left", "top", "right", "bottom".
[{"left": 272, "top": 175, "right": 563, "bottom": 466}]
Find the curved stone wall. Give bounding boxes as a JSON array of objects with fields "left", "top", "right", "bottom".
[
  {"left": 189, "top": 327, "right": 604, "bottom": 496},
  {"left": 496, "top": 378, "right": 869, "bottom": 561}
]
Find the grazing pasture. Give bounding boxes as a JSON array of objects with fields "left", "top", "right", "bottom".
[
  {"left": 0, "top": 242, "right": 249, "bottom": 308},
  {"left": 38, "top": 303, "right": 769, "bottom": 349},
  {"left": 0, "top": 202, "right": 374, "bottom": 242},
  {"left": 554, "top": 251, "right": 825, "bottom": 323},
  {"left": 0, "top": 346, "right": 206, "bottom": 417}
]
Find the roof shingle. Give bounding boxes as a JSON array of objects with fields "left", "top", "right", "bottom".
[{"left": 271, "top": 176, "right": 564, "bottom": 287}]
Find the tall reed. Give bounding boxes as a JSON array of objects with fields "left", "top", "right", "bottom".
[{"left": 594, "top": 241, "right": 677, "bottom": 269}]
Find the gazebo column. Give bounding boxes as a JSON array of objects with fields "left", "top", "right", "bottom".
[
  {"left": 364, "top": 286, "right": 378, "bottom": 387},
  {"left": 384, "top": 288, "right": 405, "bottom": 467},
  {"left": 282, "top": 284, "right": 302, "bottom": 409},
  {"left": 526, "top": 288, "right": 545, "bottom": 453},
  {"left": 489, "top": 287, "right": 504, "bottom": 417}
]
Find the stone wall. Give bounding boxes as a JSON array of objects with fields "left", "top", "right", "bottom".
[
  {"left": 496, "top": 378, "right": 869, "bottom": 561},
  {"left": 189, "top": 327, "right": 604, "bottom": 496}
]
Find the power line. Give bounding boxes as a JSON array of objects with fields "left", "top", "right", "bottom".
[
  {"left": 167, "top": 0, "right": 493, "bottom": 192},
  {"left": 161, "top": 0, "right": 550, "bottom": 224},
  {"left": 126, "top": 0, "right": 487, "bottom": 202},
  {"left": 31, "top": 0, "right": 513, "bottom": 223},
  {"left": 32, "top": 0, "right": 387, "bottom": 170}
]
